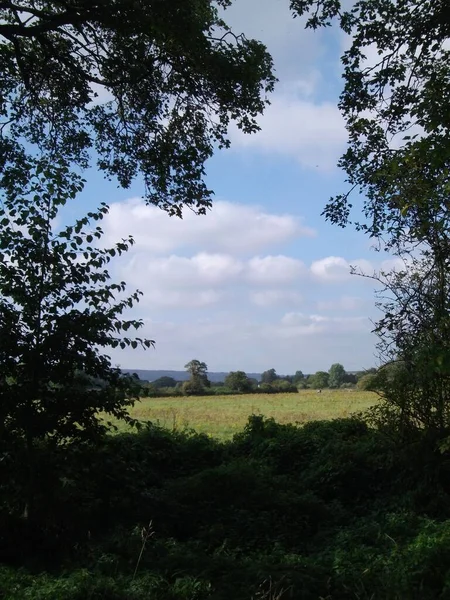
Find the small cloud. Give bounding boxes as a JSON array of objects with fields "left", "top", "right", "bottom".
[
  {"left": 123, "top": 253, "right": 243, "bottom": 290},
  {"left": 279, "top": 312, "right": 369, "bottom": 336},
  {"left": 142, "top": 289, "right": 223, "bottom": 309},
  {"left": 250, "top": 290, "right": 303, "bottom": 307},
  {"left": 317, "top": 295, "right": 363, "bottom": 311},
  {"left": 247, "top": 255, "right": 306, "bottom": 284},
  {"left": 311, "top": 256, "right": 373, "bottom": 282}
]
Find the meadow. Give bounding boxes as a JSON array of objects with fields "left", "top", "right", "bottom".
[{"left": 126, "top": 389, "right": 379, "bottom": 439}]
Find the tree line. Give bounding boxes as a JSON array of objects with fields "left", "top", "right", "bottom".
[{"left": 139, "top": 361, "right": 377, "bottom": 396}]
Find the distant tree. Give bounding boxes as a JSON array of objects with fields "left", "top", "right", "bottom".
[
  {"left": 224, "top": 371, "right": 252, "bottom": 393},
  {"left": 152, "top": 376, "right": 178, "bottom": 388},
  {"left": 274, "top": 379, "right": 298, "bottom": 393},
  {"left": 182, "top": 379, "right": 206, "bottom": 396},
  {"left": 309, "top": 371, "right": 329, "bottom": 389},
  {"left": 261, "top": 368, "right": 278, "bottom": 384},
  {"left": 342, "top": 373, "right": 357, "bottom": 385},
  {"left": 140, "top": 383, "right": 157, "bottom": 398},
  {"left": 184, "top": 359, "right": 210, "bottom": 394},
  {"left": 258, "top": 383, "right": 274, "bottom": 393},
  {"left": 328, "top": 364, "right": 346, "bottom": 389},
  {"left": 293, "top": 370, "right": 304, "bottom": 383}
]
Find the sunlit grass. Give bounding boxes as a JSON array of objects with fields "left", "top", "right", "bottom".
[{"left": 114, "top": 389, "right": 378, "bottom": 440}]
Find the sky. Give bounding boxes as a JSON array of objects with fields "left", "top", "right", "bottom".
[{"left": 71, "top": 0, "right": 397, "bottom": 375}]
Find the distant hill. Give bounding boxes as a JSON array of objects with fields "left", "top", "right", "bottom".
[{"left": 122, "top": 369, "right": 262, "bottom": 383}]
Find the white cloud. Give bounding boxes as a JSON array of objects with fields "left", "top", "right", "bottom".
[
  {"left": 142, "top": 289, "right": 223, "bottom": 309},
  {"left": 310, "top": 256, "right": 374, "bottom": 282},
  {"left": 125, "top": 253, "right": 244, "bottom": 289},
  {"left": 250, "top": 290, "right": 303, "bottom": 308},
  {"left": 230, "top": 88, "right": 346, "bottom": 171},
  {"left": 120, "top": 252, "right": 307, "bottom": 309},
  {"left": 247, "top": 255, "right": 306, "bottom": 284},
  {"left": 103, "top": 199, "right": 315, "bottom": 255},
  {"left": 317, "top": 295, "right": 363, "bottom": 311},
  {"left": 279, "top": 312, "right": 369, "bottom": 336},
  {"left": 112, "top": 313, "right": 376, "bottom": 373}
]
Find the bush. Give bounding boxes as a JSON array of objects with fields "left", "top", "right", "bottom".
[
  {"left": 357, "top": 373, "right": 378, "bottom": 391},
  {"left": 4, "top": 413, "right": 450, "bottom": 600}
]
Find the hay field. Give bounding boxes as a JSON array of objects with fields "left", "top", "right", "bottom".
[{"left": 124, "top": 389, "right": 379, "bottom": 440}]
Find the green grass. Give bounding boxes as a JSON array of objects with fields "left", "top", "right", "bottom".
[{"left": 123, "top": 389, "right": 378, "bottom": 439}]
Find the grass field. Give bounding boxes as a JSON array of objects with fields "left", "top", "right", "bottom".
[{"left": 124, "top": 389, "right": 379, "bottom": 439}]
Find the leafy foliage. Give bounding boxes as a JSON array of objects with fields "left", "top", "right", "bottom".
[
  {"left": 224, "top": 371, "right": 252, "bottom": 392},
  {"left": 0, "top": 0, "right": 275, "bottom": 216},
  {"left": 0, "top": 160, "right": 152, "bottom": 447},
  {"left": 4, "top": 414, "right": 450, "bottom": 599},
  {"left": 359, "top": 251, "right": 450, "bottom": 437},
  {"left": 293, "top": 370, "right": 305, "bottom": 386},
  {"left": 152, "top": 377, "right": 179, "bottom": 389},
  {"left": 184, "top": 360, "right": 210, "bottom": 395},
  {"left": 260, "top": 368, "right": 278, "bottom": 384},
  {"left": 291, "top": 0, "right": 450, "bottom": 248},
  {"left": 328, "top": 363, "right": 346, "bottom": 388},
  {"left": 0, "top": 155, "right": 153, "bottom": 521},
  {"left": 308, "top": 370, "right": 329, "bottom": 389},
  {"left": 291, "top": 0, "right": 450, "bottom": 440}
]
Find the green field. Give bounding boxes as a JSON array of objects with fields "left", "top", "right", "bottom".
[{"left": 126, "top": 389, "right": 379, "bottom": 439}]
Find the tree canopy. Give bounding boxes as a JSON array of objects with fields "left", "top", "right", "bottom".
[
  {"left": 1, "top": 0, "right": 275, "bottom": 216},
  {"left": 291, "top": 0, "right": 450, "bottom": 436},
  {"left": 261, "top": 368, "right": 278, "bottom": 384},
  {"left": 0, "top": 161, "right": 152, "bottom": 448},
  {"left": 224, "top": 370, "right": 252, "bottom": 392},
  {"left": 291, "top": 0, "right": 450, "bottom": 249},
  {"left": 308, "top": 371, "right": 329, "bottom": 389},
  {"left": 184, "top": 359, "right": 210, "bottom": 394},
  {"left": 328, "top": 363, "right": 345, "bottom": 389},
  {"left": 152, "top": 376, "right": 178, "bottom": 389}
]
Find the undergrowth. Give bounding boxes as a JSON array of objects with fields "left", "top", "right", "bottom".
[{"left": 2, "top": 415, "right": 450, "bottom": 599}]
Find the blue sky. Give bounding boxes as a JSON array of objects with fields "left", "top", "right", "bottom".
[{"left": 71, "top": 0, "right": 398, "bottom": 374}]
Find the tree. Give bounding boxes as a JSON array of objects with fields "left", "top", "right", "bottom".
[
  {"left": 152, "top": 376, "right": 178, "bottom": 389},
  {"left": 308, "top": 371, "right": 329, "bottom": 389},
  {"left": 343, "top": 373, "right": 357, "bottom": 386},
  {"left": 0, "top": 159, "right": 152, "bottom": 516},
  {"left": 360, "top": 255, "right": 450, "bottom": 436},
  {"left": 356, "top": 373, "right": 377, "bottom": 391},
  {"left": 261, "top": 368, "right": 278, "bottom": 384},
  {"left": 273, "top": 379, "right": 298, "bottom": 393},
  {"left": 293, "top": 370, "right": 305, "bottom": 385},
  {"left": 291, "top": 0, "right": 450, "bottom": 437},
  {"left": 184, "top": 359, "right": 210, "bottom": 394},
  {"left": 224, "top": 371, "right": 252, "bottom": 393},
  {"left": 0, "top": 0, "right": 275, "bottom": 217},
  {"left": 328, "top": 364, "right": 346, "bottom": 389},
  {"left": 291, "top": 0, "right": 450, "bottom": 250}
]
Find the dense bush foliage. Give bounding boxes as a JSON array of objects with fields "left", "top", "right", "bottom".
[{"left": 3, "top": 415, "right": 450, "bottom": 598}]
